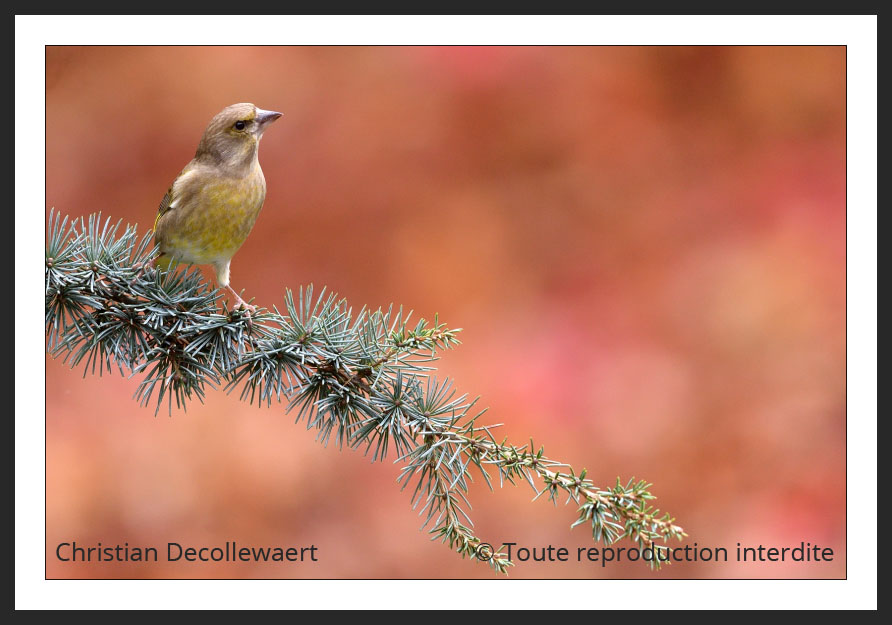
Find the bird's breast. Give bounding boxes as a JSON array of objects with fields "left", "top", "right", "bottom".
[{"left": 160, "top": 167, "right": 267, "bottom": 264}]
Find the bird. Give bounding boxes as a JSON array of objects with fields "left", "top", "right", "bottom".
[{"left": 152, "top": 102, "right": 282, "bottom": 313}]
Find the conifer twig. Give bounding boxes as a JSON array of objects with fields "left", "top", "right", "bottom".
[{"left": 45, "top": 210, "right": 686, "bottom": 574}]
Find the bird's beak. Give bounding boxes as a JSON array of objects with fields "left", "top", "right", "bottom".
[{"left": 255, "top": 108, "right": 283, "bottom": 127}]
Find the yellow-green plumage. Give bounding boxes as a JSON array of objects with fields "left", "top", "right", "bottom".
[
  {"left": 156, "top": 164, "right": 266, "bottom": 267},
  {"left": 153, "top": 103, "right": 281, "bottom": 309}
]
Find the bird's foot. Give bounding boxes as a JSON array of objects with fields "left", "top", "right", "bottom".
[
  {"left": 234, "top": 299, "right": 257, "bottom": 316},
  {"left": 226, "top": 286, "right": 257, "bottom": 316},
  {"left": 126, "top": 257, "right": 157, "bottom": 289}
]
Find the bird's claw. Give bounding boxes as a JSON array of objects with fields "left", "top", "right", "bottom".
[
  {"left": 226, "top": 286, "right": 257, "bottom": 318},
  {"left": 234, "top": 300, "right": 257, "bottom": 316},
  {"left": 126, "top": 257, "right": 157, "bottom": 289}
]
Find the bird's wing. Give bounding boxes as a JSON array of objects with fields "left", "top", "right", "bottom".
[
  {"left": 153, "top": 189, "right": 173, "bottom": 232},
  {"left": 153, "top": 163, "right": 195, "bottom": 232}
]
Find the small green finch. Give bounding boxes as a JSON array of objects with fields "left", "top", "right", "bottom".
[{"left": 153, "top": 102, "right": 282, "bottom": 312}]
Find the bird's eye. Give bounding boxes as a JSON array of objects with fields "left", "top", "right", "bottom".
[{"left": 234, "top": 120, "right": 247, "bottom": 130}]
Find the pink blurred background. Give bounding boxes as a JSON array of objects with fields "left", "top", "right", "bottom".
[{"left": 45, "top": 46, "right": 846, "bottom": 578}]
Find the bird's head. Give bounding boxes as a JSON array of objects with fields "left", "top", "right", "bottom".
[{"left": 195, "top": 102, "right": 282, "bottom": 170}]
